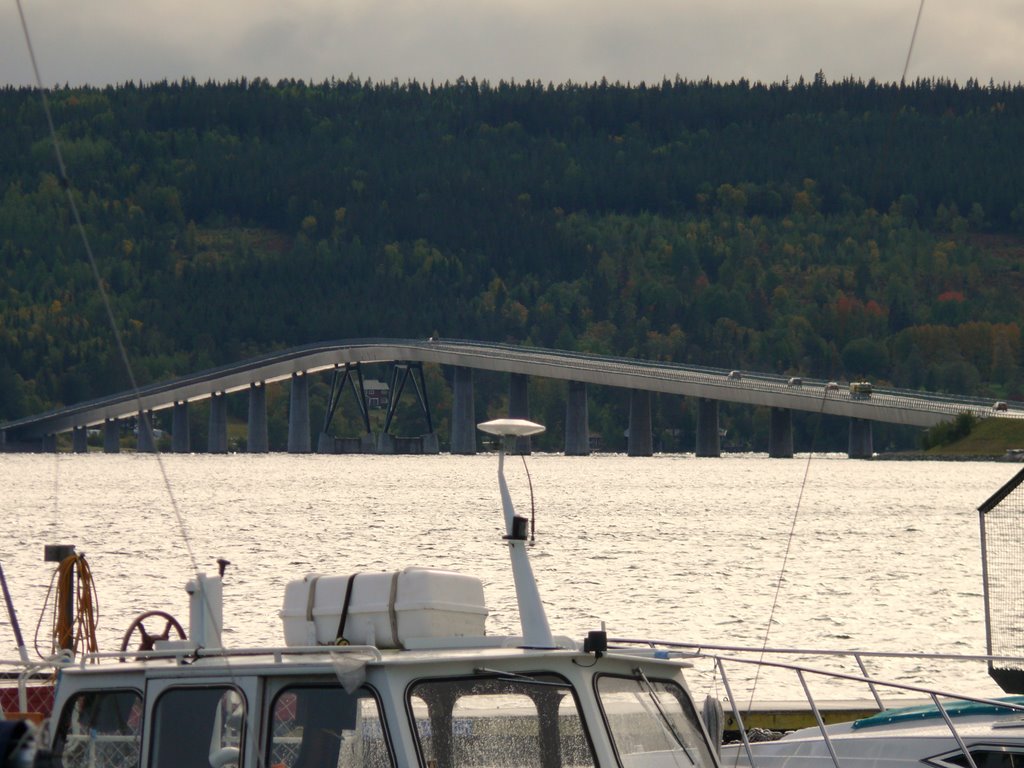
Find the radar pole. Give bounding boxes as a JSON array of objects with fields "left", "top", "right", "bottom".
[{"left": 478, "top": 419, "right": 554, "bottom": 648}]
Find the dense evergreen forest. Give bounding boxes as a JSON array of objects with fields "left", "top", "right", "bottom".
[{"left": 2, "top": 76, "right": 1023, "bottom": 450}]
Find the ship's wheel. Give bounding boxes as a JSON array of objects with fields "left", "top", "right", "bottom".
[{"left": 119, "top": 610, "right": 186, "bottom": 660}]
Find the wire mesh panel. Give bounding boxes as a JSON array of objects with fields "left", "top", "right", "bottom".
[
  {"left": 53, "top": 690, "right": 142, "bottom": 768},
  {"left": 979, "top": 467, "right": 1024, "bottom": 693}
]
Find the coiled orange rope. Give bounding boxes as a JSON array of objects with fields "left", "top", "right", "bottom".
[{"left": 35, "top": 553, "right": 99, "bottom": 659}]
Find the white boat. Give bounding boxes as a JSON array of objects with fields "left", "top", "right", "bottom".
[
  {"left": 701, "top": 463, "right": 1024, "bottom": 768},
  {"left": 1, "top": 419, "right": 724, "bottom": 768},
  {"left": 4, "top": 430, "right": 1024, "bottom": 768},
  {"left": 720, "top": 694, "right": 1024, "bottom": 768}
]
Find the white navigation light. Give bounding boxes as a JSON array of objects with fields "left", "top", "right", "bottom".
[{"left": 477, "top": 419, "right": 545, "bottom": 437}]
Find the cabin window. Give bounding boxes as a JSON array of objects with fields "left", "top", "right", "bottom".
[
  {"left": 408, "top": 674, "right": 595, "bottom": 768},
  {"left": 53, "top": 689, "right": 143, "bottom": 768},
  {"left": 595, "top": 673, "right": 716, "bottom": 768},
  {"left": 934, "top": 747, "right": 1024, "bottom": 768},
  {"left": 150, "top": 686, "right": 244, "bottom": 768},
  {"left": 268, "top": 685, "right": 394, "bottom": 768}
]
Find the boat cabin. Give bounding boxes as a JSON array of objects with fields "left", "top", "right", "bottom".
[
  {"left": 37, "top": 421, "right": 723, "bottom": 768},
  {"left": 48, "top": 620, "right": 719, "bottom": 768}
]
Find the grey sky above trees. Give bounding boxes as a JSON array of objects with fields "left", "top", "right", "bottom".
[{"left": 2, "top": 1, "right": 1020, "bottom": 88}]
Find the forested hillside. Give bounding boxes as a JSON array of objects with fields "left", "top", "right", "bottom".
[{"left": 2, "top": 76, "right": 1023, "bottom": 449}]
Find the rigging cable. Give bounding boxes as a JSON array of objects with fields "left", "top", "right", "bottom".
[
  {"left": 14, "top": 0, "right": 199, "bottom": 580},
  {"left": 14, "top": 15, "right": 267, "bottom": 768},
  {"left": 732, "top": 7, "right": 928, "bottom": 745},
  {"left": 901, "top": 0, "right": 927, "bottom": 87},
  {"left": 520, "top": 454, "right": 537, "bottom": 544},
  {"left": 738, "top": 390, "right": 830, "bottom": 733}
]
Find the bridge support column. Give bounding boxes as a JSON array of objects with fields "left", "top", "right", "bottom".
[
  {"left": 769, "top": 408, "right": 794, "bottom": 458},
  {"left": 628, "top": 389, "right": 653, "bottom": 457},
  {"left": 103, "top": 418, "right": 120, "bottom": 453},
  {"left": 565, "top": 381, "right": 590, "bottom": 456},
  {"left": 508, "top": 373, "right": 531, "bottom": 455},
  {"left": 695, "top": 398, "right": 720, "bottom": 457},
  {"left": 247, "top": 382, "right": 268, "bottom": 453},
  {"left": 41, "top": 434, "right": 57, "bottom": 453},
  {"left": 208, "top": 393, "right": 228, "bottom": 453},
  {"left": 72, "top": 426, "right": 88, "bottom": 454},
  {"left": 137, "top": 411, "right": 157, "bottom": 453},
  {"left": 172, "top": 401, "right": 190, "bottom": 453},
  {"left": 450, "top": 366, "right": 476, "bottom": 455},
  {"left": 288, "top": 372, "right": 311, "bottom": 454},
  {"left": 848, "top": 418, "right": 874, "bottom": 459}
]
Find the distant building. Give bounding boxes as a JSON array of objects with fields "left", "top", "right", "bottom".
[{"left": 363, "top": 379, "right": 390, "bottom": 409}]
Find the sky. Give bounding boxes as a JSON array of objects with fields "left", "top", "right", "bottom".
[{"left": 1, "top": 0, "right": 1021, "bottom": 89}]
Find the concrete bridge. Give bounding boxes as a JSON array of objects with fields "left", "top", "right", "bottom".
[{"left": 1, "top": 338, "right": 1020, "bottom": 457}]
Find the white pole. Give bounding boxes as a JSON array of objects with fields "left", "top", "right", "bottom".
[{"left": 483, "top": 419, "right": 554, "bottom": 648}]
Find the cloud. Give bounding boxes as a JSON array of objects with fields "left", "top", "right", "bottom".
[{"left": 1, "top": 0, "right": 1020, "bottom": 88}]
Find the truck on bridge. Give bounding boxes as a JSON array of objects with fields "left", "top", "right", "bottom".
[{"left": 850, "top": 381, "right": 873, "bottom": 399}]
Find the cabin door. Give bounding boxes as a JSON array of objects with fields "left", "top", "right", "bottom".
[{"left": 141, "top": 676, "right": 259, "bottom": 768}]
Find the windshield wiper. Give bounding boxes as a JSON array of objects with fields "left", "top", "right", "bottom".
[
  {"left": 635, "top": 667, "right": 697, "bottom": 766},
  {"left": 473, "top": 668, "right": 570, "bottom": 688}
]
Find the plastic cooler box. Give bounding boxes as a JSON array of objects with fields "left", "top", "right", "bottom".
[{"left": 281, "top": 567, "right": 487, "bottom": 648}]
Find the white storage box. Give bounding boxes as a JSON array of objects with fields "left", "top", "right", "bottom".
[{"left": 281, "top": 567, "right": 488, "bottom": 648}]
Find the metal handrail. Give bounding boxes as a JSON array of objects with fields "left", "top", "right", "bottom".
[
  {"left": 611, "top": 639, "right": 1024, "bottom": 768},
  {"left": 76, "top": 644, "right": 384, "bottom": 667},
  {"left": 610, "top": 638, "right": 1024, "bottom": 667}
]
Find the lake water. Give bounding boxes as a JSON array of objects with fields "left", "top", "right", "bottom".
[{"left": 1, "top": 452, "right": 1019, "bottom": 702}]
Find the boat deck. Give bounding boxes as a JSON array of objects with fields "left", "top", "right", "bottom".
[{"left": 726, "top": 700, "right": 892, "bottom": 734}]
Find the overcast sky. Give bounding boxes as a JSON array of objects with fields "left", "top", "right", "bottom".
[{"left": 2, "top": 0, "right": 1021, "bottom": 89}]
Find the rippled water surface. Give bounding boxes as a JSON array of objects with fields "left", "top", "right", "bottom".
[{"left": 1, "top": 452, "right": 1017, "bottom": 700}]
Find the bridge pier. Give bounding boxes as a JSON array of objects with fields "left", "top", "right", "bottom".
[
  {"left": 848, "top": 418, "right": 874, "bottom": 459},
  {"left": 628, "top": 389, "right": 653, "bottom": 456},
  {"left": 508, "top": 373, "right": 531, "bottom": 455},
  {"left": 172, "top": 402, "right": 190, "bottom": 453},
  {"left": 318, "top": 434, "right": 376, "bottom": 454},
  {"left": 248, "top": 382, "right": 268, "bottom": 453},
  {"left": 72, "top": 426, "right": 88, "bottom": 453},
  {"left": 41, "top": 433, "right": 57, "bottom": 452},
  {"left": 137, "top": 411, "right": 157, "bottom": 453},
  {"left": 450, "top": 366, "right": 476, "bottom": 455},
  {"left": 103, "top": 418, "right": 120, "bottom": 453},
  {"left": 288, "top": 372, "right": 311, "bottom": 454},
  {"left": 208, "top": 393, "right": 228, "bottom": 453},
  {"left": 423, "top": 432, "right": 439, "bottom": 453},
  {"left": 377, "top": 433, "right": 439, "bottom": 455},
  {"left": 769, "top": 408, "right": 794, "bottom": 458},
  {"left": 695, "top": 398, "right": 720, "bottom": 457},
  {"left": 565, "top": 381, "right": 590, "bottom": 456}
]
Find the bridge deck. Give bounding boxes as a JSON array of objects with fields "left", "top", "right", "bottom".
[{"left": 2, "top": 338, "right": 1020, "bottom": 441}]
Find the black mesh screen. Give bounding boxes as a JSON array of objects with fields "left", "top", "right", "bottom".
[{"left": 980, "top": 467, "right": 1024, "bottom": 693}]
